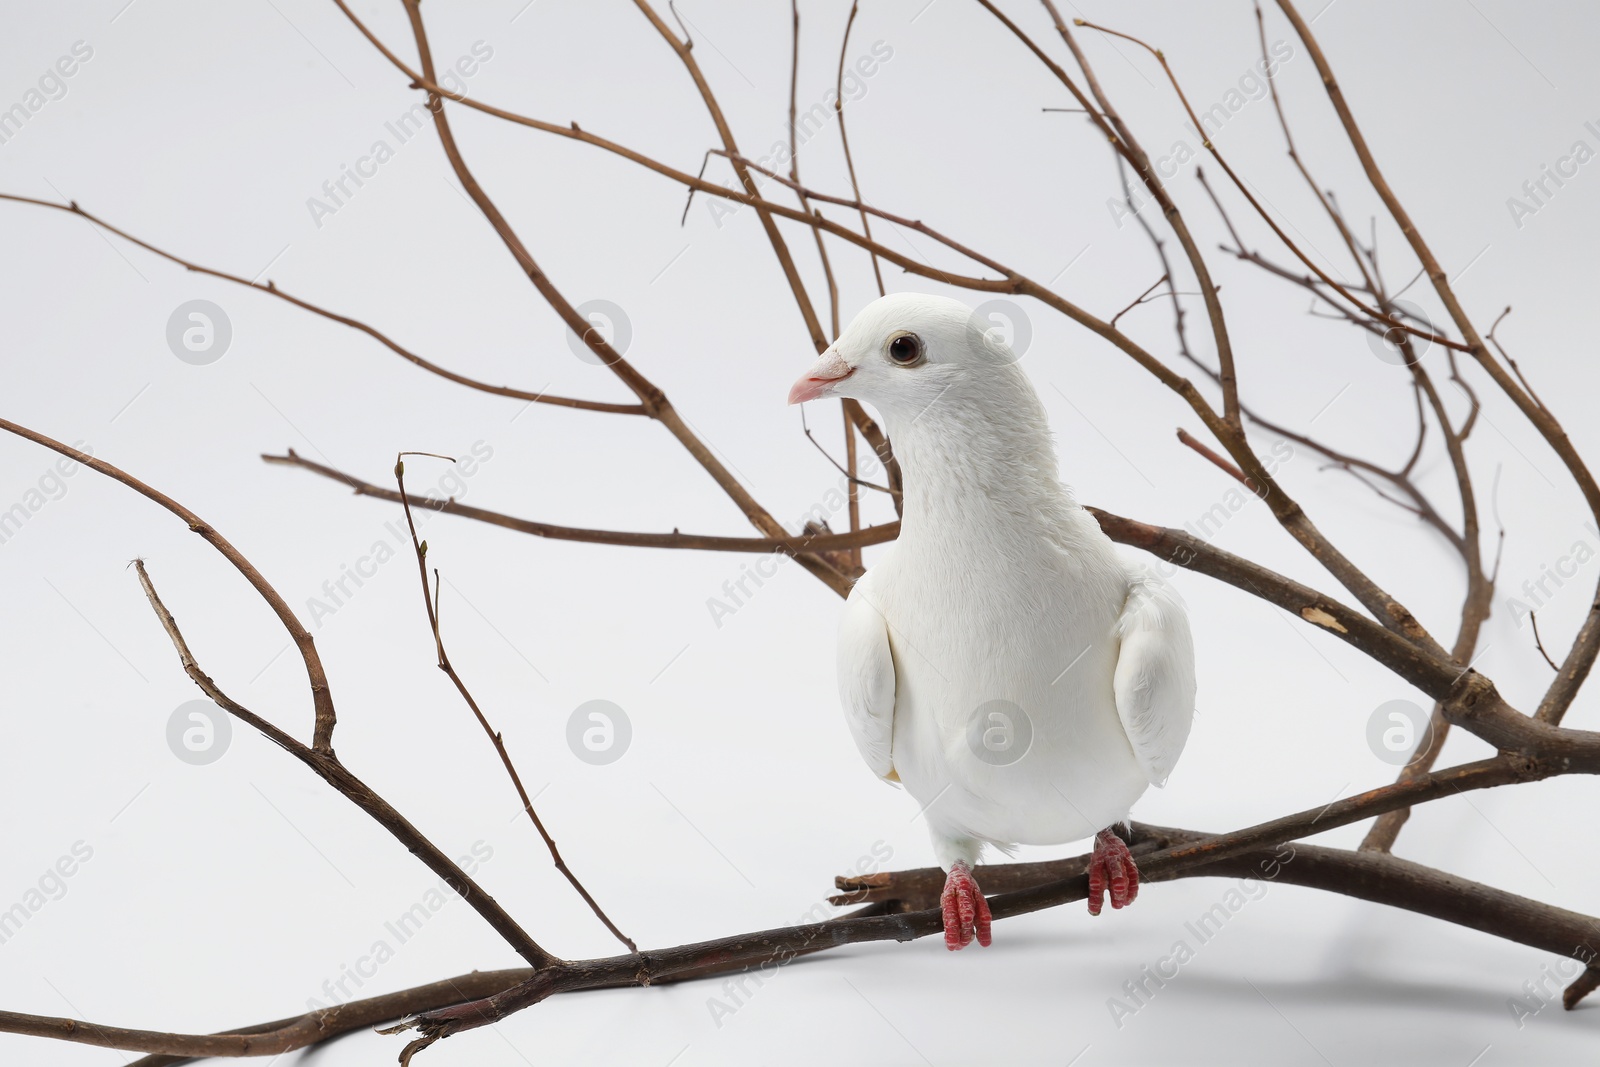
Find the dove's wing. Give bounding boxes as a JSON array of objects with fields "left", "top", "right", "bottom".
[
  {"left": 1111, "top": 560, "right": 1196, "bottom": 787},
  {"left": 837, "top": 579, "right": 898, "bottom": 781}
]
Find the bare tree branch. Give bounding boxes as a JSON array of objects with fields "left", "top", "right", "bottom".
[
  {"left": 262, "top": 448, "right": 898, "bottom": 556},
  {"left": 0, "top": 419, "right": 338, "bottom": 752},
  {"left": 0, "top": 194, "right": 643, "bottom": 416},
  {"left": 394, "top": 453, "right": 636, "bottom": 953},
  {"left": 0, "top": 420, "right": 554, "bottom": 969},
  {"left": 1275, "top": 0, "right": 1600, "bottom": 726}
]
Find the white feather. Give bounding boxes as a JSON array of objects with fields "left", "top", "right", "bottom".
[
  {"left": 837, "top": 576, "right": 897, "bottom": 781},
  {"left": 1113, "top": 561, "right": 1197, "bottom": 787}
]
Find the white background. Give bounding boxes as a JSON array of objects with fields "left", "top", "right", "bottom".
[{"left": 3, "top": 1, "right": 1600, "bottom": 1064}]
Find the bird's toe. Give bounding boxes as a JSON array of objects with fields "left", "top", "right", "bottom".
[
  {"left": 1089, "top": 828, "right": 1140, "bottom": 915},
  {"left": 940, "top": 862, "right": 992, "bottom": 950}
]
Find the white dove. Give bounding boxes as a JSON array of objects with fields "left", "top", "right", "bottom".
[{"left": 789, "top": 292, "right": 1196, "bottom": 950}]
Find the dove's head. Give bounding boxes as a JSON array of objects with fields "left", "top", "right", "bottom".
[
  {"left": 791, "top": 293, "right": 1062, "bottom": 504},
  {"left": 787, "top": 293, "right": 1037, "bottom": 431}
]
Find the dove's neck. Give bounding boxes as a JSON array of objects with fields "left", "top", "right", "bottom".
[{"left": 885, "top": 401, "right": 1076, "bottom": 546}]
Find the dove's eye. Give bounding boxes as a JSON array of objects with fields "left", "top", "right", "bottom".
[{"left": 887, "top": 333, "right": 924, "bottom": 367}]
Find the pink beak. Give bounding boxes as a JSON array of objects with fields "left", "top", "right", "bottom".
[{"left": 788, "top": 350, "right": 854, "bottom": 405}]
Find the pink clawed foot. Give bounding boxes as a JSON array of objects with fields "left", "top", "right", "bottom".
[
  {"left": 940, "top": 861, "right": 993, "bottom": 950},
  {"left": 1087, "top": 827, "right": 1140, "bottom": 916}
]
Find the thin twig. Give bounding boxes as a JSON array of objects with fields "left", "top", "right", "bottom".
[
  {"left": 634, "top": 0, "right": 829, "bottom": 352},
  {"left": 1531, "top": 612, "right": 1561, "bottom": 672},
  {"left": 265, "top": 448, "right": 896, "bottom": 554},
  {"left": 394, "top": 453, "right": 637, "bottom": 953},
  {"left": 1276, "top": 0, "right": 1600, "bottom": 726},
  {"left": 1176, "top": 427, "right": 1256, "bottom": 492},
  {"left": 0, "top": 194, "right": 642, "bottom": 416},
  {"left": 1109, "top": 273, "right": 1169, "bottom": 328},
  {"left": 0, "top": 420, "right": 555, "bottom": 968},
  {"left": 1487, "top": 306, "right": 1547, "bottom": 413},
  {"left": 836, "top": 0, "right": 885, "bottom": 296},
  {"left": 1072, "top": 15, "right": 1463, "bottom": 356},
  {"left": 386, "top": 0, "right": 851, "bottom": 598},
  {"left": 799, "top": 406, "right": 896, "bottom": 497},
  {"left": 0, "top": 419, "right": 338, "bottom": 752}
]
